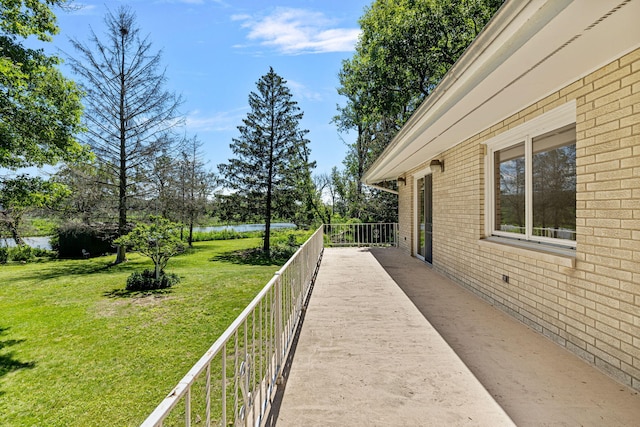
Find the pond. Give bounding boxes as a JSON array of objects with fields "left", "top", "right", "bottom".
[
  {"left": 1, "top": 223, "right": 297, "bottom": 251},
  {"left": 2, "top": 236, "right": 52, "bottom": 250},
  {"left": 193, "top": 223, "right": 297, "bottom": 233}
]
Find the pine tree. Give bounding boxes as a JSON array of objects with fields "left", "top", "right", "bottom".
[
  {"left": 219, "top": 68, "right": 312, "bottom": 256},
  {"left": 68, "top": 6, "right": 183, "bottom": 263}
]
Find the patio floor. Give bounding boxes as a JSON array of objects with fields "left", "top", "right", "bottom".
[{"left": 271, "top": 247, "right": 640, "bottom": 426}]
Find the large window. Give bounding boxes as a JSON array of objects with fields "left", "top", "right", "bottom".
[{"left": 487, "top": 103, "right": 576, "bottom": 248}]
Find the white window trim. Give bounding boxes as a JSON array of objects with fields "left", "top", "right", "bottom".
[
  {"left": 413, "top": 166, "right": 435, "bottom": 259},
  {"left": 483, "top": 101, "right": 577, "bottom": 249}
]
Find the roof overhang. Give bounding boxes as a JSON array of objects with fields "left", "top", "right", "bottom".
[{"left": 363, "top": 0, "right": 640, "bottom": 185}]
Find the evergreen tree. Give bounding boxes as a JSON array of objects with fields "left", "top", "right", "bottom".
[
  {"left": 219, "top": 68, "right": 312, "bottom": 256},
  {"left": 68, "top": 6, "right": 183, "bottom": 263}
]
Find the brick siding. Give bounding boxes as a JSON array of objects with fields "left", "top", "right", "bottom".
[{"left": 397, "top": 48, "right": 640, "bottom": 390}]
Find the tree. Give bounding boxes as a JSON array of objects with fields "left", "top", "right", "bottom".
[
  {"left": 68, "top": 5, "right": 183, "bottom": 264},
  {"left": 0, "top": 175, "right": 69, "bottom": 245},
  {"left": 146, "top": 136, "right": 217, "bottom": 244},
  {"left": 219, "top": 68, "right": 312, "bottom": 256},
  {"left": 177, "top": 136, "right": 217, "bottom": 246},
  {"left": 54, "top": 160, "right": 113, "bottom": 224},
  {"left": 1, "top": 1, "right": 87, "bottom": 242},
  {"left": 1, "top": 0, "right": 86, "bottom": 170},
  {"left": 114, "top": 215, "right": 184, "bottom": 283},
  {"left": 343, "top": 0, "right": 504, "bottom": 126},
  {"left": 214, "top": 193, "right": 258, "bottom": 224},
  {"left": 335, "top": 0, "right": 503, "bottom": 219},
  {"left": 313, "top": 172, "right": 336, "bottom": 224}
]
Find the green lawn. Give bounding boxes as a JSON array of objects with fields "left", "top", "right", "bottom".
[{"left": 0, "top": 238, "right": 284, "bottom": 426}]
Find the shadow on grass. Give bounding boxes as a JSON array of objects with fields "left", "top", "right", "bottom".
[
  {"left": 179, "top": 244, "right": 213, "bottom": 254},
  {"left": 103, "top": 288, "right": 173, "bottom": 299},
  {"left": 210, "top": 248, "right": 291, "bottom": 266},
  {"left": 0, "top": 327, "right": 36, "bottom": 394},
  {"left": 13, "top": 259, "right": 119, "bottom": 283}
]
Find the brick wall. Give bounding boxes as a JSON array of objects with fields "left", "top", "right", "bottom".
[
  {"left": 397, "top": 48, "right": 640, "bottom": 390},
  {"left": 398, "top": 176, "right": 413, "bottom": 254}
]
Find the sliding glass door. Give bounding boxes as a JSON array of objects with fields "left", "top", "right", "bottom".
[{"left": 417, "top": 174, "right": 433, "bottom": 263}]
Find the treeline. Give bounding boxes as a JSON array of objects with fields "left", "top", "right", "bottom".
[{"left": 1, "top": 0, "right": 505, "bottom": 262}]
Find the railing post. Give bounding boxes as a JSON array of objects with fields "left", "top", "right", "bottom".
[
  {"left": 274, "top": 271, "right": 283, "bottom": 384},
  {"left": 185, "top": 388, "right": 191, "bottom": 427}
]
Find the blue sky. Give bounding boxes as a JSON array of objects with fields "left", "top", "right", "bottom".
[{"left": 46, "top": 0, "right": 372, "bottom": 176}]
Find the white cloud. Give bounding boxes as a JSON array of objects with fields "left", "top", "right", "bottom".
[
  {"left": 287, "top": 79, "right": 323, "bottom": 102},
  {"left": 68, "top": 3, "right": 98, "bottom": 15},
  {"left": 185, "top": 109, "right": 245, "bottom": 133},
  {"left": 234, "top": 8, "right": 360, "bottom": 55}
]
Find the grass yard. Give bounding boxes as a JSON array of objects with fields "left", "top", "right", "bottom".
[{"left": 0, "top": 237, "right": 286, "bottom": 426}]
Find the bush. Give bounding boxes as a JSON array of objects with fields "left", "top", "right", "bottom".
[
  {"left": 126, "top": 269, "right": 180, "bottom": 291},
  {"left": 190, "top": 229, "right": 253, "bottom": 242},
  {"left": 9, "top": 245, "right": 33, "bottom": 262},
  {"left": 31, "top": 247, "right": 56, "bottom": 258},
  {"left": 0, "top": 247, "right": 8, "bottom": 264},
  {"left": 53, "top": 222, "right": 117, "bottom": 259}
]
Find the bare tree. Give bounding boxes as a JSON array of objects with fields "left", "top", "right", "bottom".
[
  {"left": 68, "top": 6, "right": 183, "bottom": 263},
  {"left": 178, "top": 136, "right": 217, "bottom": 246}
]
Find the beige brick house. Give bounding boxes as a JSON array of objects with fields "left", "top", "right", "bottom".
[{"left": 363, "top": 0, "right": 640, "bottom": 390}]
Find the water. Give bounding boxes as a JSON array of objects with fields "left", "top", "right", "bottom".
[
  {"left": 0, "top": 223, "right": 297, "bottom": 251},
  {"left": 2, "top": 236, "right": 52, "bottom": 250},
  {"left": 193, "top": 223, "right": 297, "bottom": 233}
]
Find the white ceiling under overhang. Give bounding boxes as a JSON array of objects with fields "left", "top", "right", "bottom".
[{"left": 363, "top": 0, "right": 640, "bottom": 185}]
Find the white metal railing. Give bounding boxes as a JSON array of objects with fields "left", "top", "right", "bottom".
[
  {"left": 140, "top": 227, "right": 324, "bottom": 427},
  {"left": 323, "top": 223, "right": 398, "bottom": 247}
]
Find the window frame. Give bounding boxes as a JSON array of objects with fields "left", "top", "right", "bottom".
[{"left": 484, "top": 101, "right": 577, "bottom": 249}]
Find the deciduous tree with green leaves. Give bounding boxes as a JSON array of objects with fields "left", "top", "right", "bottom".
[
  {"left": 114, "top": 215, "right": 184, "bottom": 284},
  {"left": 218, "top": 68, "right": 313, "bottom": 256},
  {"left": 178, "top": 136, "right": 217, "bottom": 246},
  {"left": 0, "top": 0, "right": 86, "bottom": 170},
  {"left": 0, "top": 175, "right": 69, "bottom": 245},
  {"left": 1, "top": 0, "right": 87, "bottom": 245},
  {"left": 335, "top": 0, "right": 503, "bottom": 219}
]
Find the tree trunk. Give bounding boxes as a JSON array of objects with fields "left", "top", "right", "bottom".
[
  {"left": 264, "top": 178, "right": 272, "bottom": 256},
  {"left": 115, "top": 244, "right": 126, "bottom": 264},
  {"left": 2, "top": 214, "right": 25, "bottom": 246},
  {"left": 114, "top": 25, "right": 128, "bottom": 265}
]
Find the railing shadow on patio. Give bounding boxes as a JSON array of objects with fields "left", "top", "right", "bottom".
[{"left": 140, "top": 223, "right": 397, "bottom": 427}]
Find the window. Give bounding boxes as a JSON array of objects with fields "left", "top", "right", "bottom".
[{"left": 486, "top": 103, "right": 576, "bottom": 248}]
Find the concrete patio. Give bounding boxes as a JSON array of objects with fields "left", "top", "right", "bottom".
[{"left": 271, "top": 247, "right": 640, "bottom": 426}]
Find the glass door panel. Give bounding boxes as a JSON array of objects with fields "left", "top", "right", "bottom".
[
  {"left": 417, "top": 177, "right": 425, "bottom": 258},
  {"left": 424, "top": 174, "right": 433, "bottom": 264}
]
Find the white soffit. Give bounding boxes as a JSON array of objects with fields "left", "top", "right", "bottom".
[{"left": 363, "top": 0, "right": 640, "bottom": 184}]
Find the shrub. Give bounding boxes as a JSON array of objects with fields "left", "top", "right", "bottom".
[
  {"left": 9, "top": 245, "right": 33, "bottom": 262},
  {"left": 53, "top": 222, "right": 117, "bottom": 258},
  {"left": 0, "top": 247, "right": 8, "bottom": 264},
  {"left": 190, "top": 229, "right": 253, "bottom": 242},
  {"left": 126, "top": 269, "right": 180, "bottom": 291},
  {"left": 31, "top": 247, "right": 56, "bottom": 258}
]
